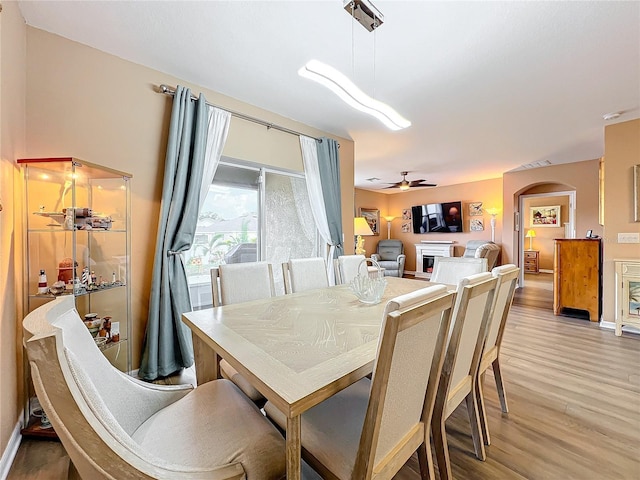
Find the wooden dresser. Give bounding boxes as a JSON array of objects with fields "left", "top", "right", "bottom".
[
  {"left": 524, "top": 250, "right": 539, "bottom": 274},
  {"left": 553, "top": 239, "right": 601, "bottom": 322}
]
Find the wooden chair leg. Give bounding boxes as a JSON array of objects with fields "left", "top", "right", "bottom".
[
  {"left": 465, "top": 392, "right": 486, "bottom": 461},
  {"left": 417, "top": 439, "right": 436, "bottom": 480},
  {"left": 432, "top": 414, "right": 453, "bottom": 480},
  {"left": 492, "top": 358, "right": 509, "bottom": 413},
  {"left": 476, "top": 372, "right": 491, "bottom": 446}
]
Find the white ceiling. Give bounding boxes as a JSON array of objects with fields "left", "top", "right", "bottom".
[{"left": 18, "top": 1, "right": 640, "bottom": 192}]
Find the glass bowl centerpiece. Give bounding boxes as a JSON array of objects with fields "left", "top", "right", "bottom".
[{"left": 349, "top": 258, "right": 387, "bottom": 304}]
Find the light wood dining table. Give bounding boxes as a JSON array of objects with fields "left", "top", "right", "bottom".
[{"left": 182, "top": 276, "right": 435, "bottom": 480}]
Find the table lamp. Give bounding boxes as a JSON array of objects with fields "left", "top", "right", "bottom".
[
  {"left": 526, "top": 229, "right": 536, "bottom": 250},
  {"left": 486, "top": 207, "right": 499, "bottom": 242},
  {"left": 383, "top": 215, "right": 396, "bottom": 239},
  {"left": 354, "top": 217, "right": 374, "bottom": 255}
]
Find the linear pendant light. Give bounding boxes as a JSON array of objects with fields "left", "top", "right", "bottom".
[{"left": 299, "top": 59, "right": 411, "bottom": 131}]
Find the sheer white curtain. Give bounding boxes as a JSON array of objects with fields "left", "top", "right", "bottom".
[
  {"left": 199, "top": 106, "right": 231, "bottom": 208},
  {"left": 300, "top": 135, "right": 336, "bottom": 284}
]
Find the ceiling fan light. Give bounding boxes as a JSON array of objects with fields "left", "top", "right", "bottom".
[
  {"left": 399, "top": 182, "right": 410, "bottom": 191},
  {"left": 299, "top": 60, "right": 411, "bottom": 131}
]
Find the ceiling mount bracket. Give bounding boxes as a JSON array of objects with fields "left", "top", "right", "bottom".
[{"left": 344, "top": 0, "right": 384, "bottom": 32}]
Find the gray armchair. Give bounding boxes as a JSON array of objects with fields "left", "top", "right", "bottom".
[
  {"left": 371, "top": 239, "right": 406, "bottom": 277},
  {"left": 463, "top": 240, "right": 501, "bottom": 270}
]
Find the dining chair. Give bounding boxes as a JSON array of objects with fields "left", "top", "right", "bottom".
[
  {"left": 23, "top": 296, "right": 285, "bottom": 480},
  {"left": 476, "top": 264, "right": 520, "bottom": 446},
  {"left": 432, "top": 272, "right": 498, "bottom": 480},
  {"left": 335, "top": 254, "right": 366, "bottom": 284},
  {"left": 430, "top": 257, "right": 488, "bottom": 285},
  {"left": 282, "top": 257, "right": 329, "bottom": 294},
  {"left": 211, "top": 262, "right": 275, "bottom": 403},
  {"left": 265, "top": 284, "right": 456, "bottom": 480}
]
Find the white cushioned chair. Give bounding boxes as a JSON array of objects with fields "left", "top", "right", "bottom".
[
  {"left": 432, "top": 272, "right": 498, "bottom": 480},
  {"left": 370, "top": 239, "right": 406, "bottom": 277},
  {"left": 334, "top": 254, "right": 366, "bottom": 285},
  {"left": 431, "top": 257, "right": 488, "bottom": 285},
  {"left": 211, "top": 262, "right": 275, "bottom": 404},
  {"left": 282, "top": 257, "right": 329, "bottom": 294},
  {"left": 23, "top": 296, "right": 285, "bottom": 480},
  {"left": 476, "top": 264, "right": 520, "bottom": 446},
  {"left": 463, "top": 240, "right": 501, "bottom": 270},
  {"left": 265, "top": 284, "right": 456, "bottom": 480}
]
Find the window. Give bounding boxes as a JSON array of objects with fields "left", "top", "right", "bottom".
[{"left": 187, "top": 160, "right": 320, "bottom": 308}]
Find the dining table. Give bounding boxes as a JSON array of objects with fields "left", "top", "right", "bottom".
[{"left": 182, "top": 276, "right": 437, "bottom": 480}]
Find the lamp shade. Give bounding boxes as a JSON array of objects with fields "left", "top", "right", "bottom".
[
  {"left": 486, "top": 207, "right": 499, "bottom": 217},
  {"left": 354, "top": 217, "right": 374, "bottom": 236},
  {"left": 526, "top": 229, "right": 536, "bottom": 238},
  {"left": 383, "top": 215, "right": 395, "bottom": 222}
]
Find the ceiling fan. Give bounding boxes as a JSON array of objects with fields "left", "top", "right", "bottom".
[{"left": 385, "top": 171, "right": 436, "bottom": 190}]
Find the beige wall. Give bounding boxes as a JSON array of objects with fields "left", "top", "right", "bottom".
[
  {"left": 24, "top": 28, "right": 354, "bottom": 368},
  {"left": 602, "top": 119, "right": 640, "bottom": 322},
  {"left": 356, "top": 177, "right": 503, "bottom": 271},
  {"left": 0, "top": 0, "right": 26, "bottom": 460},
  {"left": 502, "top": 159, "right": 601, "bottom": 265}
]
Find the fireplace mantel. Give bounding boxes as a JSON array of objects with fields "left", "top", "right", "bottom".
[{"left": 415, "top": 242, "right": 455, "bottom": 279}]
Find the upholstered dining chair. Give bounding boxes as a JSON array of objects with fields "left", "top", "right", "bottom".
[
  {"left": 23, "top": 296, "right": 285, "bottom": 480},
  {"left": 430, "top": 257, "right": 488, "bottom": 285},
  {"left": 370, "top": 239, "right": 406, "bottom": 277},
  {"left": 282, "top": 257, "right": 329, "bottom": 294},
  {"left": 334, "top": 254, "right": 366, "bottom": 285},
  {"left": 432, "top": 272, "right": 498, "bottom": 480},
  {"left": 211, "top": 262, "right": 275, "bottom": 403},
  {"left": 265, "top": 284, "right": 456, "bottom": 480},
  {"left": 476, "top": 264, "right": 520, "bottom": 446}
]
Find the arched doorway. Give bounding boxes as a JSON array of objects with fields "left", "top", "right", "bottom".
[{"left": 515, "top": 184, "right": 576, "bottom": 309}]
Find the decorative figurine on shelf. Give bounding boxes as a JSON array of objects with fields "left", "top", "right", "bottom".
[
  {"left": 112, "top": 272, "right": 117, "bottom": 284},
  {"left": 58, "top": 257, "right": 78, "bottom": 284},
  {"left": 37, "top": 269, "right": 48, "bottom": 295},
  {"left": 81, "top": 267, "right": 90, "bottom": 286},
  {"left": 91, "top": 270, "right": 97, "bottom": 285},
  {"left": 102, "top": 316, "right": 112, "bottom": 341}
]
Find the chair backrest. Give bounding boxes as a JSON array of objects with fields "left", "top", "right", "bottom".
[
  {"left": 431, "top": 257, "right": 488, "bottom": 285},
  {"left": 438, "top": 272, "right": 497, "bottom": 419},
  {"left": 211, "top": 262, "right": 275, "bottom": 306},
  {"left": 282, "top": 257, "right": 329, "bottom": 294},
  {"left": 375, "top": 239, "right": 404, "bottom": 260},
  {"left": 22, "top": 296, "right": 229, "bottom": 479},
  {"left": 335, "top": 254, "right": 366, "bottom": 285},
  {"left": 482, "top": 264, "right": 519, "bottom": 368},
  {"left": 463, "top": 241, "right": 501, "bottom": 269},
  {"left": 352, "top": 285, "right": 456, "bottom": 478}
]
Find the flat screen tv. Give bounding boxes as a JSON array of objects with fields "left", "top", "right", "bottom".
[{"left": 412, "top": 201, "right": 463, "bottom": 233}]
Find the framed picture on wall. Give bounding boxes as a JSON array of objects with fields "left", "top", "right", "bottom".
[
  {"left": 402, "top": 208, "right": 412, "bottom": 220},
  {"left": 470, "top": 218, "right": 484, "bottom": 231},
  {"left": 530, "top": 205, "right": 561, "bottom": 227},
  {"left": 469, "top": 202, "right": 483, "bottom": 216},
  {"left": 401, "top": 221, "right": 411, "bottom": 233},
  {"left": 359, "top": 207, "right": 380, "bottom": 236}
]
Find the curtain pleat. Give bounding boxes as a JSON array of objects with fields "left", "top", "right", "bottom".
[
  {"left": 300, "top": 136, "right": 338, "bottom": 284},
  {"left": 316, "top": 137, "right": 344, "bottom": 261},
  {"left": 139, "top": 86, "right": 213, "bottom": 380}
]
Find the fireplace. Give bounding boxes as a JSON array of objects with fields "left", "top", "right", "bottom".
[{"left": 415, "top": 241, "right": 455, "bottom": 279}]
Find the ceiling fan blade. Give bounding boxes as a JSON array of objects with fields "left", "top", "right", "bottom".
[
  {"left": 408, "top": 179, "right": 427, "bottom": 186},
  {"left": 413, "top": 182, "right": 437, "bottom": 187}
]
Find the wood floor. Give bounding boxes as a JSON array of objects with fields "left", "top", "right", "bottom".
[{"left": 8, "top": 302, "right": 640, "bottom": 479}]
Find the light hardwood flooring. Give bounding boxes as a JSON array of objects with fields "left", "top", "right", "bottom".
[{"left": 8, "top": 303, "right": 640, "bottom": 479}]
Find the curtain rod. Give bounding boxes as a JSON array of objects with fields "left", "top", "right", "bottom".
[{"left": 157, "top": 84, "right": 323, "bottom": 143}]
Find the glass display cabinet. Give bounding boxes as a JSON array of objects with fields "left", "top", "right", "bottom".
[{"left": 19, "top": 157, "right": 132, "bottom": 435}]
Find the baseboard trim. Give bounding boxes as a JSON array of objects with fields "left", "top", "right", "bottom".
[
  {"left": 0, "top": 416, "right": 23, "bottom": 480},
  {"left": 600, "top": 320, "right": 640, "bottom": 335}
]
